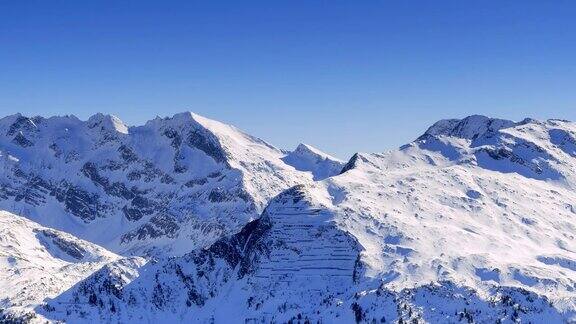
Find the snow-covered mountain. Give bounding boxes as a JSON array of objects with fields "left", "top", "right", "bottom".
[
  {"left": 0, "top": 210, "right": 129, "bottom": 323},
  {"left": 1, "top": 114, "right": 575, "bottom": 323},
  {"left": 283, "top": 143, "right": 345, "bottom": 180},
  {"left": 0, "top": 112, "right": 324, "bottom": 256}
]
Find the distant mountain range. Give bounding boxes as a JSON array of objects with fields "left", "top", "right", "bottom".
[{"left": 0, "top": 112, "right": 574, "bottom": 323}]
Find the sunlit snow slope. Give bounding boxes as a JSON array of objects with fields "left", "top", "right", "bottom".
[
  {"left": 30, "top": 115, "right": 576, "bottom": 323},
  {"left": 0, "top": 210, "right": 134, "bottom": 323}
]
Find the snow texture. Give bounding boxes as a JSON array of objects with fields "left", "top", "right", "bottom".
[{"left": 1, "top": 113, "right": 575, "bottom": 323}]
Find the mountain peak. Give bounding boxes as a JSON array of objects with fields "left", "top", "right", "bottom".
[
  {"left": 283, "top": 143, "right": 345, "bottom": 180},
  {"left": 294, "top": 143, "right": 342, "bottom": 162},
  {"left": 147, "top": 112, "right": 243, "bottom": 139},
  {"left": 87, "top": 113, "right": 128, "bottom": 134},
  {"left": 419, "top": 115, "right": 517, "bottom": 141},
  {"left": 166, "top": 111, "right": 201, "bottom": 124},
  {"left": 1, "top": 113, "right": 41, "bottom": 137}
]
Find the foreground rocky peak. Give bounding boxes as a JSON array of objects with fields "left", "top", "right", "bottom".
[{"left": 36, "top": 167, "right": 576, "bottom": 322}]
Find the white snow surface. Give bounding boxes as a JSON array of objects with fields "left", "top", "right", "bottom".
[
  {"left": 1, "top": 113, "right": 575, "bottom": 323},
  {"left": 0, "top": 210, "right": 134, "bottom": 321},
  {"left": 282, "top": 143, "right": 345, "bottom": 180}
]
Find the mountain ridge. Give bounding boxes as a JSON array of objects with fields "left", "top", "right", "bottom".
[
  {"left": 0, "top": 112, "right": 348, "bottom": 257},
  {"left": 1, "top": 112, "right": 575, "bottom": 323}
]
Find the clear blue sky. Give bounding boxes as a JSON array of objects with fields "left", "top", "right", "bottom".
[{"left": 1, "top": 1, "right": 575, "bottom": 158}]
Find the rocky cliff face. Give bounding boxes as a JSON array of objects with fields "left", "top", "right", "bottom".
[{"left": 0, "top": 112, "right": 321, "bottom": 256}]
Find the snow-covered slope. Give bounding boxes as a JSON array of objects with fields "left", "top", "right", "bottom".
[
  {"left": 0, "top": 112, "right": 318, "bottom": 256},
  {"left": 0, "top": 210, "right": 131, "bottom": 323},
  {"left": 414, "top": 115, "right": 576, "bottom": 184},
  {"left": 282, "top": 143, "right": 345, "bottom": 180},
  {"left": 29, "top": 115, "right": 576, "bottom": 323}
]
